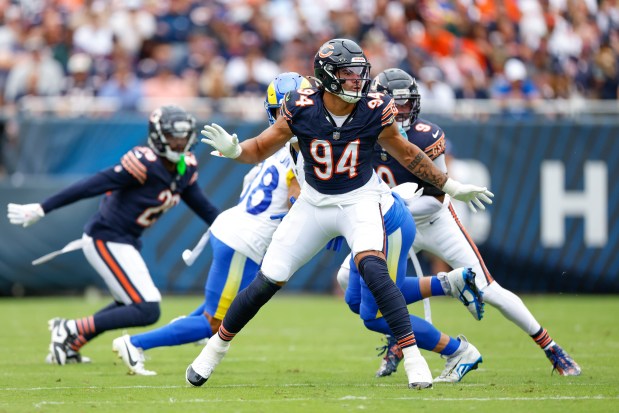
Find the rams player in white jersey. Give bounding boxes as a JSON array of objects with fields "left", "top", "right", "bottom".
[{"left": 111, "top": 73, "right": 307, "bottom": 375}]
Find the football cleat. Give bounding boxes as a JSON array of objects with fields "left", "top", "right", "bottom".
[
  {"left": 439, "top": 267, "right": 484, "bottom": 320},
  {"left": 434, "top": 335, "right": 482, "bottom": 383},
  {"left": 45, "top": 348, "right": 91, "bottom": 364},
  {"left": 112, "top": 335, "right": 156, "bottom": 376},
  {"left": 186, "top": 334, "right": 230, "bottom": 387},
  {"left": 545, "top": 344, "right": 581, "bottom": 376},
  {"left": 403, "top": 345, "right": 433, "bottom": 390},
  {"left": 48, "top": 318, "right": 73, "bottom": 365},
  {"left": 375, "top": 335, "right": 403, "bottom": 377},
  {"left": 186, "top": 364, "right": 211, "bottom": 387}
]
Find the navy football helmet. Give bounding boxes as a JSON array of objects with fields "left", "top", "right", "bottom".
[
  {"left": 264, "top": 72, "right": 311, "bottom": 125},
  {"left": 148, "top": 105, "right": 197, "bottom": 163},
  {"left": 371, "top": 68, "right": 420, "bottom": 131},
  {"left": 314, "top": 38, "right": 371, "bottom": 103}
]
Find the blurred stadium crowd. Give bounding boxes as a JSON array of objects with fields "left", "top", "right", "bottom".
[
  {"left": 1, "top": 0, "right": 618, "bottom": 112},
  {"left": 0, "top": 0, "right": 617, "bottom": 176}
]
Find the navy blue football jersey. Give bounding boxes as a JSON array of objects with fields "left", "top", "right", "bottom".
[
  {"left": 373, "top": 117, "right": 446, "bottom": 196},
  {"left": 281, "top": 88, "right": 397, "bottom": 194},
  {"left": 84, "top": 146, "right": 201, "bottom": 246}
]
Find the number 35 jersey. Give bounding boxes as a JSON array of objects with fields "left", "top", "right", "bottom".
[
  {"left": 281, "top": 88, "right": 396, "bottom": 195},
  {"left": 209, "top": 147, "right": 294, "bottom": 264}
]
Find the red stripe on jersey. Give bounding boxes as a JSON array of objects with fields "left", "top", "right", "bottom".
[
  {"left": 424, "top": 135, "right": 446, "bottom": 160},
  {"left": 189, "top": 171, "right": 198, "bottom": 185},
  {"left": 381, "top": 101, "right": 397, "bottom": 126},
  {"left": 121, "top": 155, "right": 147, "bottom": 184},
  {"left": 448, "top": 204, "right": 494, "bottom": 284},
  {"left": 282, "top": 103, "right": 293, "bottom": 121},
  {"left": 126, "top": 151, "right": 147, "bottom": 174}
]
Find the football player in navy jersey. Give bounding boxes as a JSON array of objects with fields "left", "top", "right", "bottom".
[
  {"left": 189, "top": 38, "right": 493, "bottom": 390},
  {"left": 109, "top": 73, "right": 306, "bottom": 376},
  {"left": 7, "top": 105, "right": 219, "bottom": 366},
  {"left": 345, "top": 68, "right": 580, "bottom": 377}
]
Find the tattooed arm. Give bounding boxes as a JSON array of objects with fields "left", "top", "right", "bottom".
[
  {"left": 377, "top": 122, "right": 494, "bottom": 212},
  {"left": 377, "top": 122, "right": 448, "bottom": 189}
]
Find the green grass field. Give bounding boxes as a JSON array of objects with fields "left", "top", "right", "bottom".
[{"left": 1, "top": 294, "right": 618, "bottom": 413}]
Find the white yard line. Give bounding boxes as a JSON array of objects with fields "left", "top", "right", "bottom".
[
  {"left": 14, "top": 394, "right": 619, "bottom": 408},
  {"left": 0, "top": 381, "right": 610, "bottom": 391}
]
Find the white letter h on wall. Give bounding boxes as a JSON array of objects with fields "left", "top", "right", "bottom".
[{"left": 541, "top": 161, "right": 607, "bottom": 247}]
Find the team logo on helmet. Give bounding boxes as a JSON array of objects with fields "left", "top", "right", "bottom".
[{"left": 319, "top": 44, "right": 334, "bottom": 58}]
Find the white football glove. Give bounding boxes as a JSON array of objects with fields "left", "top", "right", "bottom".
[
  {"left": 442, "top": 177, "right": 494, "bottom": 213},
  {"left": 7, "top": 203, "right": 45, "bottom": 227},
  {"left": 200, "top": 123, "right": 242, "bottom": 159}
]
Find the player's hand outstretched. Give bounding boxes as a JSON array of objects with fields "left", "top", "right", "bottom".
[
  {"left": 201, "top": 123, "right": 242, "bottom": 159},
  {"left": 7, "top": 203, "right": 45, "bottom": 227},
  {"left": 442, "top": 178, "right": 494, "bottom": 213}
]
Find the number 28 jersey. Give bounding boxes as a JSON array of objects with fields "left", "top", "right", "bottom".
[
  {"left": 281, "top": 88, "right": 397, "bottom": 195},
  {"left": 209, "top": 147, "right": 294, "bottom": 264}
]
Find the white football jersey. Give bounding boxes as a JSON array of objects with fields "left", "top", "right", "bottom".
[{"left": 210, "top": 147, "right": 294, "bottom": 263}]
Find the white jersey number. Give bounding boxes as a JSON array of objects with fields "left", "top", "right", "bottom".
[
  {"left": 137, "top": 189, "right": 180, "bottom": 227},
  {"left": 239, "top": 165, "right": 280, "bottom": 215},
  {"left": 310, "top": 139, "right": 359, "bottom": 181}
]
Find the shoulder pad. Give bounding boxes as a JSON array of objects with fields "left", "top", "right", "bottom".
[
  {"left": 282, "top": 88, "right": 319, "bottom": 121},
  {"left": 120, "top": 146, "right": 156, "bottom": 184}
]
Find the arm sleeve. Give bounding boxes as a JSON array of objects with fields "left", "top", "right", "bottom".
[
  {"left": 181, "top": 182, "right": 220, "bottom": 226},
  {"left": 40, "top": 166, "right": 138, "bottom": 213}
]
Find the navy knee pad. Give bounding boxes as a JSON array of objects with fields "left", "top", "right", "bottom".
[{"left": 357, "top": 255, "right": 411, "bottom": 340}]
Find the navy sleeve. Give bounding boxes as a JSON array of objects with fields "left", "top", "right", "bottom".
[
  {"left": 181, "top": 182, "right": 220, "bottom": 226},
  {"left": 41, "top": 166, "right": 138, "bottom": 213}
]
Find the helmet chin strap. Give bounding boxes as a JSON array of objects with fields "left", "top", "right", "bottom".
[
  {"left": 400, "top": 118, "right": 411, "bottom": 131},
  {"left": 339, "top": 92, "right": 361, "bottom": 103},
  {"left": 164, "top": 147, "right": 181, "bottom": 163}
]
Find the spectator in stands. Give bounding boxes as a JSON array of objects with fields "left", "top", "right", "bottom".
[
  {"left": 72, "top": 2, "right": 114, "bottom": 58},
  {"left": 224, "top": 44, "right": 279, "bottom": 95},
  {"left": 109, "top": 0, "right": 156, "bottom": 58},
  {"left": 491, "top": 58, "right": 541, "bottom": 119},
  {"left": 63, "top": 53, "right": 97, "bottom": 98},
  {"left": 4, "top": 35, "right": 65, "bottom": 105},
  {"left": 98, "top": 61, "right": 144, "bottom": 112},
  {"left": 0, "top": 0, "right": 618, "bottom": 116},
  {"left": 594, "top": 44, "right": 619, "bottom": 99},
  {"left": 142, "top": 63, "right": 197, "bottom": 108},
  {"left": 416, "top": 66, "right": 457, "bottom": 114}
]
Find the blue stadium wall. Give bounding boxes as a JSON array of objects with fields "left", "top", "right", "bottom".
[{"left": 0, "top": 116, "right": 617, "bottom": 295}]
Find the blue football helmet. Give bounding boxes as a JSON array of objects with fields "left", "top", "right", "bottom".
[{"left": 264, "top": 72, "right": 311, "bottom": 125}]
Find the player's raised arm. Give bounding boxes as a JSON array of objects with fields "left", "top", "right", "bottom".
[
  {"left": 378, "top": 123, "right": 494, "bottom": 212},
  {"left": 201, "top": 116, "right": 294, "bottom": 164}
]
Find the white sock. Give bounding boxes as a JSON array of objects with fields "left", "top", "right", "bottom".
[
  {"left": 192, "top": 333, "right": 230, "bottom": 375},
  {"left": 483, "top": 281, "right": 541, "bottom": 335}
]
